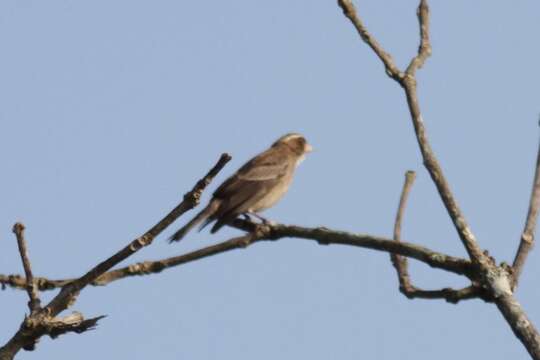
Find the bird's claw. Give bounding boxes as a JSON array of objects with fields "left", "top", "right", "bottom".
[{"left": 244, "top": 212, "right": 275, "bottom": 226}]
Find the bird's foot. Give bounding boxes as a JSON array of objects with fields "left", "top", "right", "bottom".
[{"left": 246, "top": 212, "right": 276, "bottom": 226}]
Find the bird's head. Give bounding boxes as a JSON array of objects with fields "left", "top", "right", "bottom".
[{"left": 272, "top": 133, "right": 313, "bottom": 157}]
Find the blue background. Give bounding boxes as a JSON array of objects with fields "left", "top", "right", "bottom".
[{"left": 1, "top": 1, "right": 539, "bottom": 359}]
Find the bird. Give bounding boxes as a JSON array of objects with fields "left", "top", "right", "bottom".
[{"left": 169, "top": 133, "right": 312, "bottom": 242}]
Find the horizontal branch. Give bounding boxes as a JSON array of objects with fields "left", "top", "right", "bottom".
[
  {"left": 1, "top": 221, "right": 475, "bottom": 293},
  {"left": 398, "top": 285, "right": 486, "bottom": 304},
  {"left": 266, "top": 223, "right": 474, "bottom": 277},
  {"left": 0, "top": 275, "right": 71, "bottom": 292}
]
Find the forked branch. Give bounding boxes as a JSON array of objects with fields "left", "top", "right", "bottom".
[
  {"left": 390, "top": 171, "right": 484, "bottom": 303},
  {"left": 0, "top": 153, "right": 231, "bottom": 360},
  {"left": 336, "top": 0, "right": 540, "bottom": 358}
]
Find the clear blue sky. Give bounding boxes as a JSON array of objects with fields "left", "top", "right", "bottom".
[{"left": 1, "top": 1, "right": 540, "bottom": 359}]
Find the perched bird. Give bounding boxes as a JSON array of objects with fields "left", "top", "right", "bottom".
[{"left": 169, "top": 133, "right": 312, "bottom": 242}]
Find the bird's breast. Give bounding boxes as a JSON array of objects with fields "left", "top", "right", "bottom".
[{"left": 248, "top": 172, "right": 294, "bottom": 212}]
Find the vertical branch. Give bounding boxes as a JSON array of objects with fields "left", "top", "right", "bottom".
[
  {"left": 390, "top": 171, "right": 416, "bottom": 292},
  {"left": 12, "top": 223, "right": 40, "bottom": 313},
  {"left": 513, "top": 125, "right": 540, "bottom": 284},
  {"left": 400, "top": 0, "right": 485, "bottom": 264},
  {"left": 401, "top": 86, "right": 484, "bottom": 262},
  {"left": 405, "top": 0, "right": 431, "bottom": 76}
]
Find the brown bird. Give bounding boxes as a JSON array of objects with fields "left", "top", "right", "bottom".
[{"left": 169, "top": 133, "right": 312, "bottom": 242}]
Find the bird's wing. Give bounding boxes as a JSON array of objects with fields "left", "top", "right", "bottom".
[
  {"left": 237, "top": 150, "right": 290, "bottom": 181},
  {"left": 214, "top": 149, "right": 290, "bottom": 198}
]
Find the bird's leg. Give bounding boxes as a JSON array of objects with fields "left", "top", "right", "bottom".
[
  {"left": 242, "top": 213, "right": 253, "bottom": 221},
  {"left": 246, "top": 212, "right": 275, "bottom": 226}
]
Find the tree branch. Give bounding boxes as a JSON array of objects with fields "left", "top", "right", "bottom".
[
  {"left": 44, "top": 153, "right": 231, "bottom": 316},
  {"left": 0, "top": 153, "right": 231, "bottom": 360},
  {"left": 405, "top": 0, "right": 431, "bottom": 76},
  {"left": 337, "top": 1, "right": 540, "bottom": 358},
  {"left": 338, "top": 0, "right": 484, "bottom": 263},
  {"left": 1, "top": 275, "right": 71, "bottom": 292},
  {"left": 13, "top": 223, "right": 40, "bottom": 314},
  {"left": 337, "top": 0, "right": 402, "bottom": 81},
  {"left": 12, "top": 223, "right": 40, "bottom": 313},
  {"left": 390, "top": 170, "right": 417, "bottom": 293},
  {"left": 513, "top": 124, "right": 540, "bottom": 286},
  {"left": 400, "top": 285, "right": 486, "bottom": 304},
  {"left": 389, "top": 171, "right": 481, "bottom": 303},
  {"left": 1, "top": 219, "right": 475, "bottom": 292}
]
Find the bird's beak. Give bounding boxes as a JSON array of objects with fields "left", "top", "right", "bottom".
[{"left": 305, "top": 143, "right": 313, "bottom": 153}]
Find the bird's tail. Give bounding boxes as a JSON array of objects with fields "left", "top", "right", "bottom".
[{"left": 168, "top": 201, "right": 219, "bottom": 243}]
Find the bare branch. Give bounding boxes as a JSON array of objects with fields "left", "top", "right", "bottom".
[
  {"left": 337, "top": 0, "right": 484, "bottom": 263},
  {"left": 45, "top": 153, "right": 231, "bottom": 316},
  {"left": 400, "top": 13, "right": 484, "bottom": 262},
  {"left": 496, "top": 294, "right": 540, "bottom": 360},
  {"left": 1, "top": 219, "right": 474, "bottom": 292},
  {"left": 0, "top": 275, "right": 71, "bottom": 292},
  {"left": 401, "top": 84, "right": 486, "bottom": 262},
  {"left": 513, "top": 126, "right": 540, "bottom": 285},
  {"left": 337, "top": 0, "right": 402, "bottom": 81},
  {"left": 400, "top": 285, "right": 485, "bottom": 304},
  {"left": 388, "top": 171, "right": 479, "bottom": 304},
  {"left": 0, "top": 153, "right": 231, "bottom": 359},
  {"left": 336, "top": 1, "right": 540, "bottom": 356},
  {"left": 390, "top": 171, "right": 417, "bottom": 291},
  {"left": 12, "top": 223, "right": 40, "bottom": 313},
  {"left": 405, "top": 0, "right": 431, "bottom": 76}
]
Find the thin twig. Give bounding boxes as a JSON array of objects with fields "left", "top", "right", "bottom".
[
  {"left": 405, "top": 0, "right": 431, "bottom": 76},
  {"left": 0, "top": 275, "right": 71, "bottom": 292},
  {"left": 513, "top": 124, "right": 540, "bottom": 285},
  {"left": 45, "top": 153, "right": 231, "bottom": 316},
  {"left": 390, "top": 170, "right": 417, "bottom": 291},
  {"left": 337, "top": 0, "right": 402, "bottom": 81},
  {"left": 12, "top": 223, "right": 40, "bottom": 313},
  {"left": 401, "top": 285, "right": 485, "bottom": 304}
]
